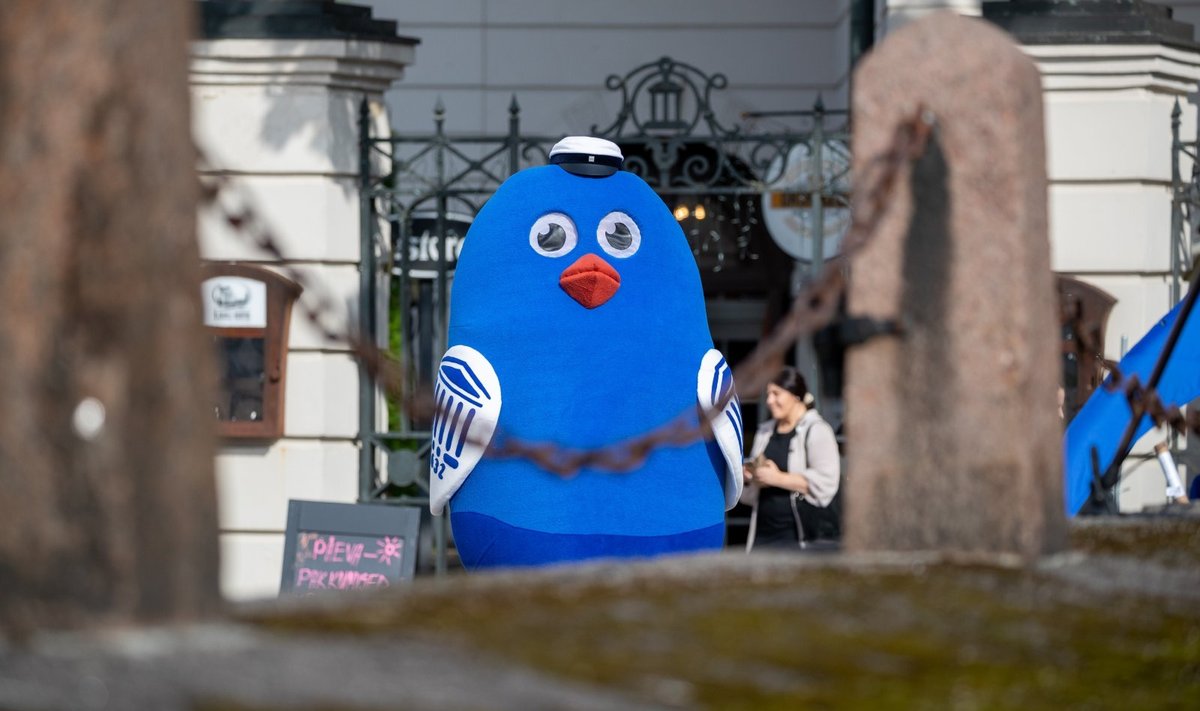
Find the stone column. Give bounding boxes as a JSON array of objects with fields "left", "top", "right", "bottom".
[
  {"left": 191, "top": 1, "right": 417, "bottom": 600},
  {"left": 844, "top": 12, "right": 1066, "bottom": 560}
]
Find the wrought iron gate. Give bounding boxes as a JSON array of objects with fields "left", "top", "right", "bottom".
[
  {"left": 357, "top": 56, "right": 851, "bottom": 572},
  {"left": 1171, "top": 98, "right": 1200, "bottom": 305}
]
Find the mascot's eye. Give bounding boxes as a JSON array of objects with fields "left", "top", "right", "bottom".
[
  {"left": 539, "top": 224, "right": 566, "bottom": 250},
  {"left": 529, "top": 212, "right": 577, "bottom": 257},
  {"left": 597, "top": 211, "right": 641, "bottom": 258},
  {"left": 606, "top": 223, "right": 632, "bottom": 250}
]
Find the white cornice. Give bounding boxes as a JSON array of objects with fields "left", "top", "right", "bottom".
[
  {"left": 191, "top": 39, "right": 416, "bottom": 93},
  {"left": 1021, "top": 43, "right": 1200, "bottom": 94}
]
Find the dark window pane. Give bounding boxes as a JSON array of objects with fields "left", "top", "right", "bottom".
[{"left": 214, "top": 337, "right": 265, "bottom": 422}]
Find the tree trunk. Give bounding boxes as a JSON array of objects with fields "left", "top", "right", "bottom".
[{"left": 0, "top": 0, "right": 219, "bottom": 635}]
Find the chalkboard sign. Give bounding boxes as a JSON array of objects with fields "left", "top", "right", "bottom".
[{"left": 280, "top": 500, "right": 421, "bottom": 595}]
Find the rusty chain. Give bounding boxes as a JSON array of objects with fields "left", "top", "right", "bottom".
[
  {"left": 201, "top": 108, "right": 934, "bottom": 478},
  {"left": 198, "top": 166, "right": 409, "bottom": 402},
  {"left": 1064, "top": 294, "right": 1200, "bottom": 444},
  {"left": 1063, "top": 262, "right": 1200, "bottom": 506}
]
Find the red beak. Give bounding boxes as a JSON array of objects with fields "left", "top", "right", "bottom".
[{"left": 559, "top": 253, "right": 620, "bottom": 309}]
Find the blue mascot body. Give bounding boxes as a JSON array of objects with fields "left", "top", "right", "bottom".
[{"left": 429, "top": 137, "right": 743, "bottom": 569}]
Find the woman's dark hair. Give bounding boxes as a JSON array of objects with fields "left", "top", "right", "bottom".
[{"left": 771, "top": 366, "right": 809, "bottom": 401}]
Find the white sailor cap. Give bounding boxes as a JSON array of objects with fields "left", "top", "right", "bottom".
[{"left": 549, "top": 136, "right": 623, "bottom": 177}]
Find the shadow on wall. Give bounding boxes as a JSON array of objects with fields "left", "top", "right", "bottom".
[
  {"left": 192, "top": 41, "right": 370, "bottom": 202},
  {"left": 257, "top": 72, "right": 361, "bottom": 180},
  {"left": 195, "top": 0, "right": 411, "bottom": 200}
]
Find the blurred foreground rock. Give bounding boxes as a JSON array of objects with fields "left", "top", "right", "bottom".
[
  {"left": 0, "top": 0, "right": 219, "bottom": 636},
  {"left": 1, "top": 517, "right": 1197, "bottom": 710}
]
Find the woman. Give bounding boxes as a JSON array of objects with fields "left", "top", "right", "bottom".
[{"left": 741, "top": 367, "right": 841, "bottom": 550}]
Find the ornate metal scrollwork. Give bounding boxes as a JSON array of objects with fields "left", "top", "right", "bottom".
[
  {"left": 364, "top": 56, "right": 853, "bottom": 319},
  {"left": 591, "top": 56, "right": 737, "bottom": 140}
]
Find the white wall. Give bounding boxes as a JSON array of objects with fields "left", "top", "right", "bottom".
[
  {"left": 366, "top": 0, "right": 852, "bottom": 136},
  {"left": 192, "top": 37, "right": 413, "bottom": 600}
]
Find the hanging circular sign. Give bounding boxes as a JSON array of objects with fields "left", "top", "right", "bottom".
[{"left": 761, "top": 143, "right": 851, "bottom": 263}]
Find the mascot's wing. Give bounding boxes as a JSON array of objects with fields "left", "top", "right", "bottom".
[
  {"left": 698, "top": 349, "right": 744, "bottom": 510},
  {"left": 429, "top": 345, "right": 502, "bottom": 516}
]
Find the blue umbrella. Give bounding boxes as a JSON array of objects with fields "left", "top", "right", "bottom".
[{"left": 1064, "top": 288, "right": 1200, "bottom": 515}]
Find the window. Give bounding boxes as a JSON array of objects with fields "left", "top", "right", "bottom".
[{"left": 1057, "top": 275, "right": 1116, "bottom": 423}]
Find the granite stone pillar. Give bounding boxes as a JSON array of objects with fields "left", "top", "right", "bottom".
[{"left": 843, "top": 12, "right": 1066, "bottom": 560}]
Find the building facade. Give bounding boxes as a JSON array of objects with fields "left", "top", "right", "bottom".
[
  {"left": 196, "top": 0, "right": 1200, "bottom": 599},
  {"left": 365, "top": 0, "right": 1200, "bottom": 519},
  {"left": 193, "top": 1, "right": 416, "bottom": 599}
]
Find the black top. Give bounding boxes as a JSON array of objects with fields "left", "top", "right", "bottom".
[
  {"left": 982, "top": 1, "right": 1199, "bottom": 51},
  {"left": 550, "top": 152, "right": 623, "bottom": 178},
  {"left": 198, "top": 1, "right": 420, "bottom": 46},
  {"left": 753, "top": 427, "right": 800, "bottom": 547}
]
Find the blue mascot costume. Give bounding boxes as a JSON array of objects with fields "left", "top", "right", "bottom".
[{"left": 429, "top": 136, "right": 743, "bottom": 569}]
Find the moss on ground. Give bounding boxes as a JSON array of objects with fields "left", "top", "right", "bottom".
[
  {"left": 244, "top": 521, "right": 1200, "bottom": 709},
  {"left": 1069, "top": 517, "right": 1200, "bottom": 566},
  {"left": 195, "top": 706, "right": 363, "bottom": 711}
]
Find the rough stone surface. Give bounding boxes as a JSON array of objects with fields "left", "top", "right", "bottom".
[
  {"left": 1, "top": 519, "right": 1197, "bottom": 710},
  {"left": 0, "top": 626, "right": 661, "bottom": 711},
  {"left": 844, "top": 12, "right": 1066, "bottom": 559}
]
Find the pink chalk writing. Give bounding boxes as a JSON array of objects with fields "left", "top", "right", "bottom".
[
  {"left": 373, "top": 536, "right": 404, "bottom": 566},
  {"left": 295, "top": 567, "right": 391, "bottom": 590},
  {"left": 310, "top": 535, "right": 367, "bottom": 565},
  {"left": 302, "top": 534, "right": 404, "bottom": 569}
]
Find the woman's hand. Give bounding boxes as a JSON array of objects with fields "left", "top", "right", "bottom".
[
  {"left": 742, "top": 464, "right": 755, "bottom": 485},
  {"left": 753, "top": 459, "right": 784, "bottom": 487},
  {"left": 755, "top": 459, "right": 811, "bottom": 495}
]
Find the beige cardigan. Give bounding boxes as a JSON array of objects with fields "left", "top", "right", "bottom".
[{"left": 740, "top": 410, "right": 840, "bottom": 551}]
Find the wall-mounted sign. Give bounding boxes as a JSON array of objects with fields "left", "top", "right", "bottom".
[
  {"left": 279, "top": 500, "right": 421, "bottom": 595},
  {"left": 401, "top": 210, "right": 474, "bottom": 279},
  {"left": 201, "top": 264, "right": 301, "bottom": 440},
  {"left": 202, "top": 275, "right": 267, "bottom": 328}
]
